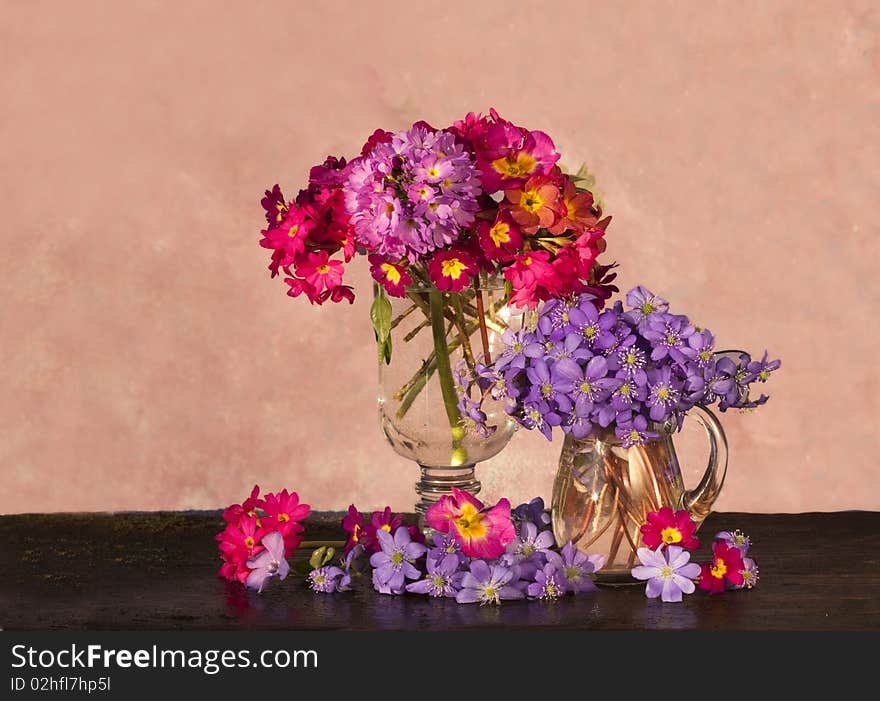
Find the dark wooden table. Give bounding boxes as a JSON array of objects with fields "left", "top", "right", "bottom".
[{"left": 1, "top": 511, "right": 877, "bottom": 631}]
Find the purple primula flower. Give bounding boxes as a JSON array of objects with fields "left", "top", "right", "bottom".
[
  {"left": 369, "top": 526, "right": 427, "bottom": 595},
  {"left": 344, "top": 125, "right": 482, "bottom": 261},
  {"left": 456, "top": 560, "right": 525, "bottom": 605},
  {"left": 546, "top": 541, "right": 605, "bottom": 593},
  {"left": 737, "top": 557, "right": 759, "bottom": 589},
  {"left": 527, "top": 563, "right": 566, "bottom": 600},
  {"left": 625, "top": 286, "right": 669, "bottom": 322},
  {"left": 615, "top": 415, "right": 659, "bottom": 448},
  {"left": 309, "top": 565, "right": 344, "bottom": 593},
  {"left": 632, "top": 545, "right": 701, "bottom": 603},
  {"left": 245, "top": 531, "right": 290, "bottom": 593},
  {"left": 715, "top": 530, "right": 751, "bottom": 556},
  {"left": 405, "top": 553, "right": 464, "bottom": 598}
]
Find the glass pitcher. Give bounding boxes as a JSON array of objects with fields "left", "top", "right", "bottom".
[{"left": 551, "top": 404, "right": 728, "bottom": 582}]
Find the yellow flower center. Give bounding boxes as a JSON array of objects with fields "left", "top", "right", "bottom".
[
  {"left": 620, "top": 384, "right": 631, "bottom": 395},
  {"left": 380, "top": 263, "right": 402, "bottom": 285},
  {"left": 418, "top": 187, "right": 430, "bottom": 199},
  {"left": 657, "top": 388, "right": 670, "bottom": 400},
  {"left": 491, "top": 151, "right": 537, "bottom": 178},
  {"left": 454, "top": 503, "right": 487, "bottom": 540},
  {"left": 580, "top": 381, "right": 592, "bottom": 393},
  {"left": 629, "top": 430, "right": 641, "bottom": 443},
  {"left": 317, "top": 264, "right": 330, "bottom": 274},
  {"left": 277, "top": 513, "right": 289, "bottom": 522},
  {"left": 711, "top": 558, "right": 727, "bottom": 579},
  {"left": 585, "top": 327, "right": 597, "bottom": 338},
  {"left": 441, "top": 258, "right": 467, "bottom": 279},
  {"left": 660, "top": 565, "right": 674, "bottom": 578},
  {"left": 641, "top": 302, "right": 654, "bottom": 314},
  {"left": 566, "top": 199, "right": 576, "bottom": 219},
  {"left": 661, "top": 527, "right": 682, "bottom": 544},
  {"left": 288, "top": 224, "right": 299, "bottom": 238},
  {"left": 381, "top": 524, "right": 392, "bottom": 532},
  {"left": 428, "top": 166, "right": 440, "bottom": 179},
  {"left": 666, "top": 333, "right": 677, "bottom": 345},
  {"left": 541, "top": 383, "right": 553, "bottom": 397},
  {"left": 520, "top": 189, "right": 544, "bottom": 214},
  {"left": 489, "top": 221, "right": 511, "bottom": 246},
  {"left": 759, "top": 370, "right": 770, "bottom": 381},
  {"left": 700, "top": 350, "right": 712, "bottom": 361},
  {"left": 391, "top": 552, "right": 404, "bottom": 565},
  {"left": 244, "top": 536, "right": 255, "bottom": 549}
]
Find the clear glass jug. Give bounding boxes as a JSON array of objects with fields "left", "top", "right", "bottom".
[{"left": 551, "top": 405, "right": 727, "bottom": 581}]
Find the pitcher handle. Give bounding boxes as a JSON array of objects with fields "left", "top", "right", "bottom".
[{"left": 683, "top": 404, "right": 728, "bottom": 524}]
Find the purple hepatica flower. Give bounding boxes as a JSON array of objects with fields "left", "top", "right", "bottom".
[
  {"left": 642, "top": 314, "right": 695, "bottom": 362},
  {"left": 527, "top": 563, "right": 566, "bottom": 600},
  {"left": 747, "top": 351, "right": 781, "bottom": 384},
  {"left": 681, "top": 329, "right": 716, "bottom": 368},
  {"left": 526, "top": 358, "right": 575, "bottom": 411},
  {"left": 504, "top": 521, "right": 555, "bottom": 569},
  {"left": 646, "top": 366, "right": 683, "bottom": 422},
  {"left": 547, "top": 541, "right": 605, "bottom": 593},
  {"left": 309, "top": 565, "right": 344, "bottom": 593},
  {"left": 338, "top": 544, "right": 363, "bottom": 592},
  {"left": 615, "top": 344, "right": 648, "bottom": 383},
  {"left": 405, "top": 553, "right": 463, "bottom": 598},
  {"left": 428, "top": 532, "right": 466, "bottom": 567},
  {"left": 458, "top": 396, "right": 495, "bottom": 439},
  {"left": 369, "top": 526, "right": 427, "bottom": 595},
  {"left": 456, "top": 560, "right": 525, "bottom": 605},
  {"left": 495, "top": 329, "right": 542, "bottom": 372},
  {"left": 563, "top": 401, "right": 595, "bottom": 439},
  {"left": 625, "top": 286, "right": 669, "bottom": 323},
  {"left": 557, "top": 356, "right": 619, "bottom": 415},
  {"left": 615, "top": 415, "right": 659, "bottom": 448},
  {"left": 715, "top": 530, "right": 751, "bottom": 556},
  {"left": 567, "top": 303, "right": 617, "bottom": 351},
  {"left": 512, "top": 497, "right": 552, "bottom": 533},
  {"left": 548, "top": 332, "right": 592, "bottom": 362},
  {"left": 245, "top": 531, "right": 290, "bottom": 593},
  {"left": 519, "top": 400, "right": 560, "bottom": 441},
  {"left": 543, "top": 297, "right": 581, "bottom": 331},
  {"left": 737, "top": 557, "right": 759, "bottom": 589},
  {"left": 631, "top": 545, "right": 701, "bottom": 603}
]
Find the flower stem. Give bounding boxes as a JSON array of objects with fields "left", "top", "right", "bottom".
[
  {"left": 473, "top": 279, "right": 492, "bottom": 364},
  {"left": 429, "top": 288, "right": 462, "bottom": 431}
]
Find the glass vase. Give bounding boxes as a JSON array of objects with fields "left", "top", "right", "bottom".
[
  {"left": 551, "top": 404, "right": 728, "bottom": 582},
  {"left": 377, "top": 275, "right": 516, "bottom": 515}
]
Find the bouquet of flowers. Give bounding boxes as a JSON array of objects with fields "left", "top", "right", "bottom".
[
  {"left": 455, "top": 285, "right": 781, "bottom": 443},
  {"left": 257, "top": 109, "right": 619, "bottom": 463}
]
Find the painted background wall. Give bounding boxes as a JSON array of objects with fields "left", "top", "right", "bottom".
[{"left": 2, "top": 0, "right": 878, "bottom": 515}]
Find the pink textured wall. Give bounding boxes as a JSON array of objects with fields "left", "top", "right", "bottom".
[{"left": 2, "top": 1, "right": 878, "bottom": 515}]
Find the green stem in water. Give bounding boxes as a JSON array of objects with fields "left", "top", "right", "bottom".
[{"left": 429, "top": 288, "right": 463, "bottom": 433}]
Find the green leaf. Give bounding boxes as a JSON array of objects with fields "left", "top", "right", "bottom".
[
  {"left": 370, "top": 288, "right": 393, "bottom": 365},
  {"left": 308, "top": 547, "right": 327, "bottom": 570}
]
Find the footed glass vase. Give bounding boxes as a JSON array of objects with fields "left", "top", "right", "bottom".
[
  {"left": 377, "top": 277, "right": 516, "bottom": 515},
  {"left": 551, "top": 405, "right": 728, "bottom": 582}
]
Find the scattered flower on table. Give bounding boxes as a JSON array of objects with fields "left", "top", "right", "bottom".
[
  {"left": 698, "top": 541, "right": 745, "bottom": 594},
  {"left": 338, "top": 544, "right": 363, "bottom": 592},
  {"left": 405, "top": 553, "right": 464, "bottom": 598},
  {"left": 631, "top": 545, "right": 701, "bottom": 603},
  {"left": 456, "top": 560, "right": 525, "bottom": 605},
  {"left": 216, "top": 485, "right": 309, "bottom": 585},
  {"left": 738, "top": 557, "right": 760, "bottom": 590},
  {"left": 369, "top": 526, "right": 428, "bottom": 595},
  {"left": 715, "top": 529, "right": 751, "bottom": 556},
  {"left": 640, "top": 507, "right": 700, "bottom": 551},
  {"left": 502, "top": 521, "right": 554, "bottom": 577},
  {"left": 527, "top": 563, "right": 565, "bottom": 600},
  {"left": 308, "top": 565, "right": 344, "bottom": 594},
  {"left": 425, "top": 487, "right": 515, "bottom": 559},
  {"left": 245, "top": 531, "right": 290, "bottom": 593},
  {"left": 547, "top": 541, "right": 605, "bottom": 593}
]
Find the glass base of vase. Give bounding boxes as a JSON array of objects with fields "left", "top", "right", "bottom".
[{"left": 414, "top": 463, "right": 481, "bottom": 516}]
